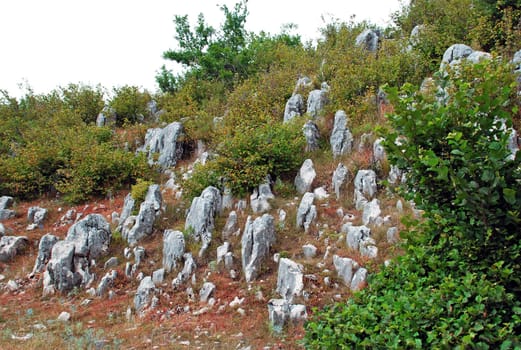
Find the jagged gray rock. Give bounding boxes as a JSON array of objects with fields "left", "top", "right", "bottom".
[
  {"left": 294, "top": 159, "right": 316, "bottom": 194},
  {"left": 241, "top": 214, "right": 276, "bottom": 282},
  {"left": 344, "top": 224, "right": 371, "bottom": 251},
  {"left": 387, "top": 227, "right": 399, "bottom": 244},
  {"left": 330, "top": 110, "right": 353, "bottom": 157},
  {"left": 27, "top": 206, "right": 47, "bottom": 226},
  {"left": 296, "top": 192, "right": 316, "bottom": 232},
  {"left": 355, "top": 29, "right": 380, "bottom": 52},
  {"left": 104, "top": 257, "right": 119, "bottom": 270},
  {"left": 283, "top": 94, "right": 305, "bottom": 123},
  {"left": 362, "top": 199, "right": 381, "bottom": 225},
  {"left": 302, "top": 244, "right": 317, "bottom": 259},
  {"left": 302, "top": 120, "right": 320, "bottom": 152},
  {"left": 65, "top": 214, "right": 111, "bottom": 260},
  {"left": 152, "top": 268, "right": 164, "bottom": 285},
  {"left": 354, "top": 170, "right": 377, "bottom": 209},
  {"left": 185, "top": 186, "right": 221, "bottom": 256},
  {"left": 306, "top": 88, "right": 328, "bottom": 118},
  {"left": 373, "top": 137, "right": 386, "bottom": 164},
  {"left": 0, "top": 223, "right": 4, "bottom": 237},
  {"left": 138, "top": 122, "right": 184, "bottom": 168},
  {"left": 0, "top": 196, "right": 15, "bottom": 221},
  {"left": 125, "top": 201, "right": 156, "bottom": 246},
  {"left": 332, "top": 163, "right": 349, "bottom": 199},
  {"left": 96, "top": 112, "right": 106, "bottom": 127},
  {"left": 45, "top": 241, "right": 76, "bottom": 293},
  {"left": 441, "top": 44, "right": 474, "bottom": 67},
  {"left": 250, "top": 181, "right": 274, "bottom": 214},
  {"left": 351, "top": 267, "right": 368, "bottom": 291},
  {"left": 134, "top": 276, "right": 156, "bottom": 313},
  {"left": 276, "top": 258, "right": 304, "bottom": 303},
  {"left": 199, "top": 282, "right": 215, "bottom": 303},
  {"left": 333, "top": 255, "right": 359, "bottom": 287},
  {"left": 294, "top": 75, "right": 312, "bottom": 93},
  {"left": 162, "top": 230, "right": 185, "bottom": 273},
  {"left": 268, "top": 299, "right": 290, "bottom": 333},
  {"left": 32, "top": 234, "right": 58, "bottom": 274},
  {"left": 118, "top": 193, "right": 135, "bottom": 231},
  {"left": 467, "top": 51, "right": 491, "bottom": 63},
  {"left": 217, "top": 242, "right": 230, "bottom": 264},
  {"left": 96, "top": 270, "right": 117, "bottom": 297},
  {"left": 172, "top": 253, "right": 197, "bottom": 288},
  {"left": 222, "top": 211, "right": 239, "bottom": 240},
  {"left": 0, "top": 236, "right": 28, "bottom": 262}
]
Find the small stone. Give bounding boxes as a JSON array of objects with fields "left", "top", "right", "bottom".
[
  {"left": 6, "top": 280, "right": 18, "bottom": 292},
  {"left": 57, "top": 311, "right": 71, "bottom": 322},
  {"left": 302, "top": 244, "right": 317, "bottom": 259},
  {"left": 104, "top": 257, "right": 119, "bottom": 270}
]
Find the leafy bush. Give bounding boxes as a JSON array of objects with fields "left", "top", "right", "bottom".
[
  {"left": 109, "top": 85, "right": 151, "bottom": 126},
  {"left": 130, "top": 178, "right": 154, "bottom": 204}
]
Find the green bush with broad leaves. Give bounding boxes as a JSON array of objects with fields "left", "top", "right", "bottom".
[
  {"left": 304, "top": 59, "right": 521, "bottom": 348},
  {"left": 109, "top": 85, "right": 151, "bottom": 126}
]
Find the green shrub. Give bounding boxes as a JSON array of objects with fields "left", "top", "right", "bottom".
[
  {"left": 109, "top": 85, "right": 151, "bottom": 126},
  {"left": 130, "top": 178, "right": 154, "bottom": 204}
]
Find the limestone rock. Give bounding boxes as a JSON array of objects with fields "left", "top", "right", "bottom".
[
  {"left": 103, "top": 257, "right": 119, "bottom": 270},
  {"left": 162, "top": 230, "right": 185, "bottom": 273},
  {"left": 330, "top": 110, "right": 353, "bottom": 157},
  {"left": 306, "top": 88, "right": 328, "bottom": 118},
  {"left": 65, "top": 214, "right": 111, "bottom": 260},
  {"left": 354, "top": 170, "right": 377, "bottom": 209},
  {"left": 467, "top": 51, "right": 491, "bottom": 64},
  {"left": 137, "top": 122, "right": 184, "bottom": 169},
  {"left": 185, "top": 186, "right": 221, "bottom": 255},
  {"left": 217, "top": 242, "right": 230, "bottom": 264},
  {"left": 302, "top": 120, "right": 320, "bottom": 152},
  {"left": 441, "top": 44, "right": 473, "bottom": 67},
  {"left": 33, "top": 234, "right": 58, "bottom": 274},
  {"left": 250, "top": 181, "right": 274, "bottom": 214},
  {"left": 344, "top": 224, "right": 371, "bottom": 251},
  {"left": 134, "top": 276, "right": 156, "bottom": 313},
  {"left": 27, "top": 206, "right": 47, "bottom": 226},
  {"left": 351, "top": 267, "right": 368, "bottom": 291},
  {"left": 152, "top": 268, "right": 165, "bottom": 285},
  {"left": 45, "top": 241, "right": 76, "bottom": 293},
  {"left": 333, "top": 255, "right": 360, "bottom": 288},
  {"left": 283, "top": 94, "right": 305, "bottom": 123},
  {"left": 172, "top": 253, "right": 197, "bottom": 288},
  {"left": 373, "top": 138, "right": 386, "bottom": 164},
  {"left": 96, "top": 270, "right": 117, "bottom": 297},
  {"left": 302, "top": 244, "right": 317, "bottom": 259},
  {"left": 0, "top": 223, "right": 4, "bottom": 237},
  {"left": 276, "top": 258, "right": 304, "bottom": 303},
  {"left": 332, "top": 163, "right": 349, "bottom": 199},
  {"left": 0, "top": 196, "right": 15, "bottom": 221},
  {"left": 355, "top": 29, "right": 380, "bottom": 52},
  {"left": 199, "top": 282, "right": 215, "bottom": 303},
  {"left": 125, "top": 201, "right": 156, "bottom": 246},
  {"left": 118, "top": 193, "right": 135, "bottom": 231},
  {"left": 296, "top": 192, "right": 316, "bottom": 232},
  {"left": 295, "top": 159, "right": 316, "bottom": 194},
  {"left": 0, "top": 236, "right": 28, "bottom": 262},
  {"left": 268, "top": 299, "right": 289, "bottom": 333},
  {"left": 241, "top": 214, "right": 275, "bottom": 282},
  {"left": 387, "top": 227, "right": 399, "bottom": 243},
  {"left": 362, "top": 199, "right": 381, "bottom": 225},
  {"left": 222, "top": 211, "right": 239, "bottom": 240}
]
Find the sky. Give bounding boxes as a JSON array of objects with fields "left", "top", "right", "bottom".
[{"left": 0, "top": 0, "right": 405, "bottom": 97}]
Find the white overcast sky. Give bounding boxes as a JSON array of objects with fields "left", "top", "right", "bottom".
[{"left": 0, "top": 0, "right": 405, "bottom": 97}]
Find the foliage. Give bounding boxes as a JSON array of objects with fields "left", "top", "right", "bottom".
[
  {"left": 60, "top": 83, "right": 105, "bottom": 124},
  {"left": 183, "top": 119, "right": 305, "bottom": 198},
  {"left": 109, "top": 85, "right": 151, "bottom": 126},
  {"left": 304, "top": 59, "right": 521, "bottom": 348},
  {"left": 130, "top": 178, "right": 154, "bottom": 204}
]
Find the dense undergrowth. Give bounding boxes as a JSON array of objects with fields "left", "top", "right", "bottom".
[{"left": 1, "top": 0, "right": 520, "bottom": 347}]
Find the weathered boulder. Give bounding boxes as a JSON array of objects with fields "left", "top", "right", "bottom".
[
  {"left": 32, "top": 233, "right": 59, "bottom": 273},
  {"left": 241, "top": 214, "right": 276, "bottom": 282},
  {"left": 27, "top": 206, "right": 47, "bottom": 226},
  {"left": 45, "top": 241, "right": 76, "bottom": 293},
  {"left": 344, "top": 224, "right": 371, "bottom": 251},
  {"left": 333, "top": 255, "right": 358, "bottom": 286},
  {"left": 152, "top": 268, "right": 165, "bottom": 285},
  {"left": 387, "top": 227, "right": 399, "bottom": 244},
  {"left": 125, "top": 201, "right": 157, "bottom": 246},
  {"left": 0, "top": 223, "right": 4, "bottom": 237},
  {"left": 104, "top": 257, "right": 119, "bottom": 270},
  {"left": 354, "top": 170, "right": 377, "bottom": 209},
  {"left": 96, "top": 270, "right": 117, "bottom": 297},
  {"left": 373, "top": 137, "right": 386, "bottom": 164},
  {"left": 137, "top": 122, "right": 184, "bottom": 169},
  {"left": 362, "top": 199, "right": 381, "bottom": 225},
  {"left": 250, "top": 181, "right": 274, "bottom": 214},
  {"left": 0, "top": 196, "right": 15, "bottom": 221},
  {"left": 306, "top": 88, "right": 328, "bottom": 118},
  {"left": 162, "top": 230, "right": 185, "bottom": 273},
  {"left": 0, "top": 236, "right": 28, "bottom": 262},
  {"left": 185, "top": 186, "right": 221, "bottom": 255},
  {"left": 65, "top": 214, "right": 111, "bottom": 260},
  {"left": 330, "top": 110, "right": 353, "bottom": 157},
  {"left": 222, "top": 211, "right": 239, "bottom": 240},
  {"left": 268, "top": 299, "right": 290, "bottom": 333},
  {"left": 144, "top": 184, "right": 162, "bottom": 213},
  {"left": 134, "top": 276, "right": 156, "bottom": 313},
  {"left": 96, "top": 112, "right": 106, "bottom": 127},
  {"left": 351, "top": 267, "right": 368, "bottom": 291},
  {"left": 355, "top": 29, "right": 380, "bottom": 52},
  {"left": 332, "top": 163, "right": 349, "bottom": 199},
  {"left": 294, "top": 75, "right": 312, "bottom": 93},
  {"left": 302, "top": 244, "right": 317, "bottom": 259},
  {"left": 294, "top": 159, "right": 316, "bottom": 194},
  {"left": 199, "top": 282, "right": 215, "bottom": 303},
  {"left": 172, "top": 253, "right": 197, "bottom": 288},
  {"left": 467, "top": 51, "right": 491, "bottom": 63},
  {"left": 217, "top": 242, "right": 230, "bottom": 264},
  {"left": 296, "top": 193, "right": 316, "bottom": 233},
  {"left": 283, "top": 94, "right": 305, "bottom": 123},
  {"left": 302, "top": 120, "right": 320, "bottom": 152},
  {"left": 276, "top": 258, "right": 304, "bottom": 303},
  {"left": 118, "top": 194, "right": 135, "bottom": 231},
  {"left": 441, "top": 44, "right": 473, "bottom": 67}
]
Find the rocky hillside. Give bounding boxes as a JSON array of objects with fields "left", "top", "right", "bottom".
[{"left": 1, "top": 1, "right": 521, "bottom": 348}]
